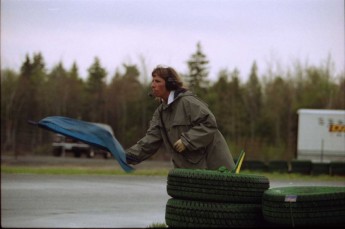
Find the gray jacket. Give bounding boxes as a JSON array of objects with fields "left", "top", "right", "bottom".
[{"left": 126, "top": 90, "right": 235, "bottom": 170}]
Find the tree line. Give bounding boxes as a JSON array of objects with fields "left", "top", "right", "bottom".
[{"left": 1, "top": 42, "right": 344, "bottom": 161}]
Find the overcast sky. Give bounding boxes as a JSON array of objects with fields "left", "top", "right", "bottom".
[{"left": 1, "top": 0, "right": 344, "bottom": 82}]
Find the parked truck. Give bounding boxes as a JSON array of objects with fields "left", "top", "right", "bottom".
[
  {"left": 297, "top": 109, "right": 345, "bottom": 162},
  {"left": 52, "top": 123, "right": 114, "bottom": 159}
]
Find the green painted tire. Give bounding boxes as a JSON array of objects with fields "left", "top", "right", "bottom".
[
  {"left": 262, "top": 186, "right": 345, "bottom": 226},
  {"left": 165, "top": 198, "right": 267, "bottom": 228},
  {"left": 167, "top": 168, "right": 269, "bottom": 203}
]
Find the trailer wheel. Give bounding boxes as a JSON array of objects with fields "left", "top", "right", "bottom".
[
  {"left": 52, "top": 147, "right": 62, "bottom": 157},
  {"left": 87, "top": 149, "right": 95, "bottom": 158},
  {"left": 104, "top": 152, "right": 112, "bottom": 159},
  {"left": 74, "top": 150, "right": 81, "bottom": 158}
]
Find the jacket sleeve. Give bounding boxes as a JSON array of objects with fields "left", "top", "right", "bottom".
[
  {"left": 180, "top": 99, "right": 218, "bottom": 151},
  {"left": 126, "top": 109, "right": 163, "bottom": 164}
]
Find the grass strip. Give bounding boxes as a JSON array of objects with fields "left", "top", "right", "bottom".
[
  {"left": 1, "top": 166, "right": 170, "bottom": 176},
  {"left": 1, "top": 166, "right": 344, "bottom": 181}
]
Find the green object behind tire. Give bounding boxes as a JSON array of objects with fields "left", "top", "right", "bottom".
[{"left": 262, "top": 186, "right": 345, "bottom": 226}]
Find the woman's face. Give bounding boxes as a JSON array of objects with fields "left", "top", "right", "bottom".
[{"left": 151, "top": 74, "right": 170, "bottom": 101}]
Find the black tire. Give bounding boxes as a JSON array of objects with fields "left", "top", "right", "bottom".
[
  {"left": 262, "top": 186, "right": 345, "bottom": 226},
  {"left": 330, "top": 162, "right": 345, "bottom": 175},
  {"left": 290, "top": 160, "right": 312, "bottom": 175},
  {"left": 52, "top": 147, "right": 62, "bottom": 157},
  {"left": 87, "top": 149, "right": 95, "bottom": 158},
  {"left": 267, "top": 160, "right": 289, "bottom": 173},
  {"left": 312, "top": 163, "right": 330, "bottom": 175},
  {"left": 104, "top": 152, "right": 112, "bottom": 159},
  {"left": 74, "top": 150, "right": 81, "bottom": 158},
  {"left": 167, "top": 168, "right": 269, "bottom": 203},
  {"left": 242, "top": 160, "right": 268, "bottom": 171},
  {"left": 165, "top": 198, "right": 267, "bottom": 228}
]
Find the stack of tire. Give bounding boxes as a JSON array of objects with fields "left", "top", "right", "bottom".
[
  {"left": 165, "top": 167, "right": 270, "bottom": 228},
  {"left": 262, "top": 186, "right": 345, "bottom": 227}
]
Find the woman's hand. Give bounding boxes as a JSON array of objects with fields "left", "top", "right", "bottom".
[{"left": 174, "top": 139, "right": 186, "bottom": 153}]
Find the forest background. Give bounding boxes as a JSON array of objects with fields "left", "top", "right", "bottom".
[{"left": 1, "top": 42, "right": 344, "bottom": 162}]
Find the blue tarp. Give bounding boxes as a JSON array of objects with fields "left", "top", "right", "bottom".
[{"left": 33, "top": 116, "right": 133, "bottom": 172}]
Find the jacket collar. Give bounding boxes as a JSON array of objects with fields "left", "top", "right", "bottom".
[
  {"left": 160, "top": 89, "right": 193, "bottom": 110},
  {"left": 167, "top": 90, "right": 175, "bottom": 105}
]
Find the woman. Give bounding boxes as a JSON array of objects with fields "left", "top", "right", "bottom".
[{"left": 126, "top": 65, "right": 235, "bottom": 170}]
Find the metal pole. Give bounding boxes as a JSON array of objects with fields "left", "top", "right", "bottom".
[{"left": 321, "top": 138, "right": 324, "bottom": 162}]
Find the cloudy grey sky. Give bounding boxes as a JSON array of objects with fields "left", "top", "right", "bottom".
[{"left": 1, "top": 0, "right": 344, "bottom": 82}]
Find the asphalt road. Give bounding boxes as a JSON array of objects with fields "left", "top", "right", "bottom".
[
  {"left": 1, "top": 174, "right": 169, "bottom": 228},
  {"left": 2, "top": 174, "right": 345, "bottom": 228}
]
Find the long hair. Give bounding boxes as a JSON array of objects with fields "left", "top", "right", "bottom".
[{"left": 151, "top": 65, "right": 183, "bottom": 90}]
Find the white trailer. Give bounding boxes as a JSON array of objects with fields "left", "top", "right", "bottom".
[{"left": 297, "top": 109, "right": 345, "bottom": 162}]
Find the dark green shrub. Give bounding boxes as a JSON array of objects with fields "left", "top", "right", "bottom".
[{"left": 262, "top": 186, "right": 345, "bottom": 227}]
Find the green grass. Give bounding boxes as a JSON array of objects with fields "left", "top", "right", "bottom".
[
  {"left": 1, "top": 166, "right": 170, "bottom": 176},
  {"left": 1, "top": 166, "right": 344, "bottom": 182}
]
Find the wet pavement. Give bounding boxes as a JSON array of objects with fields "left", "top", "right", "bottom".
[
  {"left": 2, "top": 173, "right": 345, "bottom": 228},
  {"left": 1, "top": 174, "right": 169, "bottom": 228}
]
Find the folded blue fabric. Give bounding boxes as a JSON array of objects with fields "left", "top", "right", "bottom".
[{"left": 35, "top": 116, "right": 133, "bottom": 172}]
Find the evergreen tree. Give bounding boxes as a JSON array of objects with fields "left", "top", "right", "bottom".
[
  {"left": 85, "top": 57, "right": 107, "bottom": 122},
  {"left": 243, "top": 61, "right": 262, "bottom": 140},
  {"left": 69, "top": 62, "right": 79, "bottom": 80},
  {"left": 66, "top": 62, "right": 85, "bottom": 118},
  {"left": 45, "top": 62, "right": 67, "bottom": 115},
  {"left": 333, "top": 75, "right": 345, "bottom": 109},
  {"left": 106, "top": 64, "right": 145, "bottom": 147},
  {"left": 186, "top": 42, "right": 209, "bottom": 98},
  {"left": 1, "top": 69, "right": 20, "bottom": 152},
  {"left": 1, "top": 51, "right": 344, "bottom": 161}
]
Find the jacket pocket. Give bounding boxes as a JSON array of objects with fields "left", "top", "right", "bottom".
[
  {"left": 170, "top": 119, "right": 192, "bottom": 140},
  {"left": 182, "top": 148, "right": 207, "bottom": 165},
  {"left": 172, "top": 118, "right": 192, "bottom": 127}
]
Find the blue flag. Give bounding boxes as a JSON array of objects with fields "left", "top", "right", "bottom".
[{"left": 33, "top": 116, "right": 133, "bottom": 172}]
